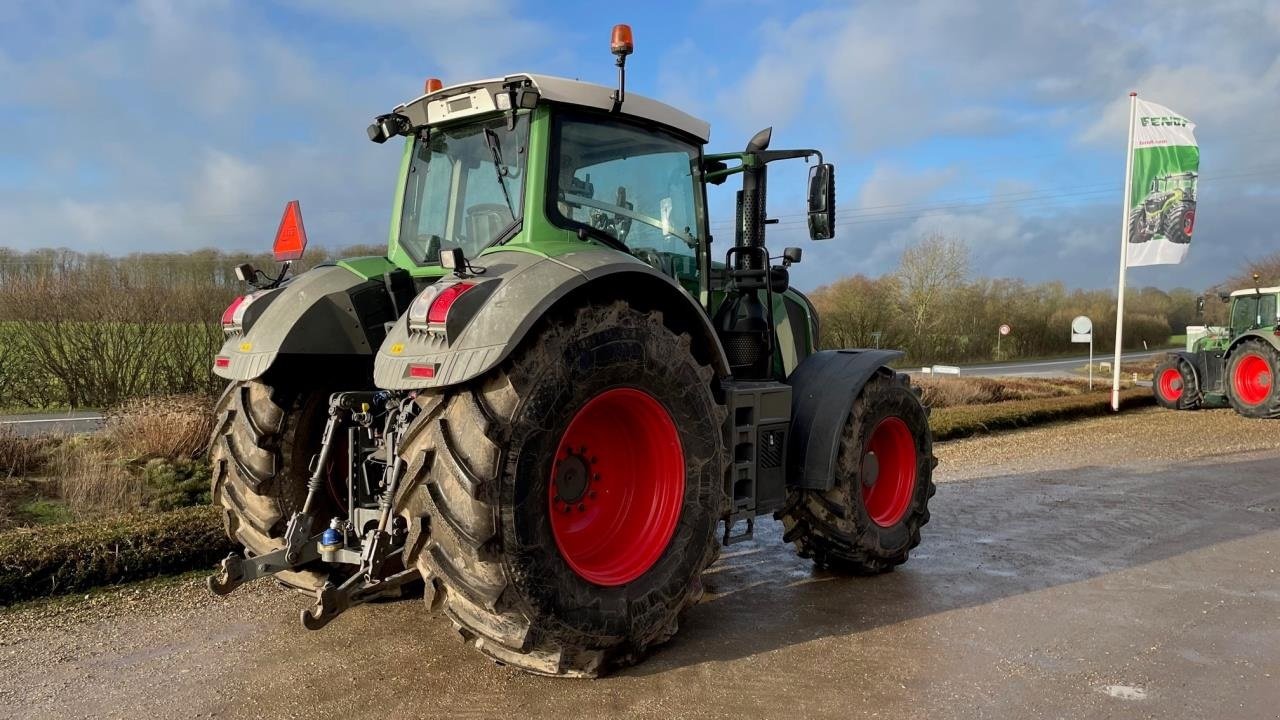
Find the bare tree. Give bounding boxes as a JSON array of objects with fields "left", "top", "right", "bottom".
[{"left": 896, "top": 233, "right": 969, "bottom": 358}]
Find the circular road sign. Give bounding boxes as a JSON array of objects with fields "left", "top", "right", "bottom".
[
  {"left": 999, "top": 324, "right": 1011, "bottom": 336},
  {"left": 1072, "top": 316, "right": 1093, "bottom": 336}
]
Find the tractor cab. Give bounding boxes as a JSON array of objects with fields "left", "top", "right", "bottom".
[{"left": 1227, "top": 286, "right": 1280, "bottom": 337}]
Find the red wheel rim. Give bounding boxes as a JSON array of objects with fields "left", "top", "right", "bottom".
[
  {"left": 1233, "top": 354, "right": 1272, "bottom": 405},
  {"left": 549, "top": 388, "right": 684, "bottom": 586},
  {"left": 1158, "top": 367, "right": 1184, "bottom": 402},
  {"left": 1183, "top": 209, "right": 1195, "bottom": 235},
  {"left": 861, "top": 417, "right": 918, "bottom": 528}
]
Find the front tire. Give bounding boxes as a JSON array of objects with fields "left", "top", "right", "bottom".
[
  {"left": 777, "top": 371, "right": 936, "bottom": 574},
  {"left": 396, "top": 302, "right": 725, "bottom": 676},
  {"left": 1153, "top": 356, "right": 1201, "bottom": 410},
  {"left": 1225, "top": 340, "right": 1280, "bottom": 418}
]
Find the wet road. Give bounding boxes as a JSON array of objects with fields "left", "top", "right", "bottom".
[
  {"left": 0, "top": 412, "right": 104, "bottom": 437},
  {"left": 2, "top": 411, "right": 1278, "bottom": 719}
]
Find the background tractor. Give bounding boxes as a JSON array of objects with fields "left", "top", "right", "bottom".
[
  {"left": 1128, "top": 171, "right": 1198, "bottom": 244},
  {"left": 1154, "top": 276, "right": 1280, "bottom": 418},
  {"left": 205, "top": 25, "right": 936, "bottom": 676}
]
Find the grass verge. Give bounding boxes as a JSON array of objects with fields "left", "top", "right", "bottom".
[
  {"left": 0, "top": 505, "right": 230, "bottom": 606},
  {"left": 930, "top": 387, "right": 1154, "bottom": 441}
]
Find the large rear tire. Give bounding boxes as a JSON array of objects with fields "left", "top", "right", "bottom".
[
  {"left": 1153, "top": 356, "right": 1202, "bottom": 410},
  {"left": 776, "top": 371, "right": 936, "bottom": 574},
  {"left": 1225, "top": 339, "right": 1280, "bottom": 419},
  {"left": 208, "top": 381, "right": 336, "bottom": 592},
  {"left": 396, "top": 302, "right": 725, "bottom": 676}
]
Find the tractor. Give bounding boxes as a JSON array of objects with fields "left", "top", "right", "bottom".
[
  {"left": 205, "top": 25, "right": 936, "bottom": 677},
  {"left": 1154, "top": 276, "right": 1280, "bottom": 418},
  {"left": 1127, "top": 171, "right": 1197, "bottom": 245}
]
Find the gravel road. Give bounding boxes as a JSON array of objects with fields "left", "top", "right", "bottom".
[{"left": 1, "top": 407, "right": 1277, "bottom": 719}]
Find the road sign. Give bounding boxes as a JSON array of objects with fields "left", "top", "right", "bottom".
[
  {"left": 1071, "top": 315, "right": 1093, "bottom": 343},
  {"left": 999, "top": 324, "right": 1011, "bottom": 336}
]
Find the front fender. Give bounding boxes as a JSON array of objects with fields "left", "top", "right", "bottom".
[
  {"left": 374, "top": 248, "right": 730, "bottom": 390},
  {"left": 786, "top": 349, "right": 905, "bottom": 491},
  {"left": 214, "top": 265, "right": 397, "bottom": 381}
]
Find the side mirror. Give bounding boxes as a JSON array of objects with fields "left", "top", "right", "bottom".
[
  {"left": 783, "top": 247, "right": 803, "bottom": 266},
  {"left": 807, "top": 163, "right": 836, "bottom": 240},
  {"left": 1195, "top": 297, "right": 1205, "bottom": 318},
  {"left": 1218, "top": 291, "right": 1231, "bottom": 303}
]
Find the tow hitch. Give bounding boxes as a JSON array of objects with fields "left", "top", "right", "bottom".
[{"left": 207, "top": 391, "right": 420, "bottom": 629}]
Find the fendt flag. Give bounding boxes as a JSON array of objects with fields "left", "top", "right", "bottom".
[{"left": 1125, "top": 99, "right": 1199, "bottom": 267}]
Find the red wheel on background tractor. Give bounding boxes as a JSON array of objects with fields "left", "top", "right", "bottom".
[
  {"left": 1152, "top": 355, "right": 1201, "bottom": 411},
  {"left": 1226, "top": 340, "right": 1280, "bottom": 418}
]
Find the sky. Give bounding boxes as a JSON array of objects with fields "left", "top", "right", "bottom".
[{"left": 1, "top": 0, "right": 1277, "bottom": 292}]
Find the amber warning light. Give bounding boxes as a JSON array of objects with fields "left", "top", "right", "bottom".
[
  {"left": 273, "top": 200, "right": 308, "bottom": 262},
  {"left": 424, "top": 77, "right": 443, "bottom": 94},
  {"left": 610, "top": 24, "right": 633, "bottom": 57}
]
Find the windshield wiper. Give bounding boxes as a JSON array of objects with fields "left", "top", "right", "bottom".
[{"left": 483, "top": 127, "right": 517, "bottom": 220}]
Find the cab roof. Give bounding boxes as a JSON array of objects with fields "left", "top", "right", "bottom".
[
  {"left": 394, "top": 73, "right": 710, "bottom": 143},
  {"left": 1230, "top": 286, "right": 1280, "bottom": 297}
]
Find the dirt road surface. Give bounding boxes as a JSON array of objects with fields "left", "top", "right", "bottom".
[{"left": 2, "top": 408, "right": 1278, "bottom": 719}]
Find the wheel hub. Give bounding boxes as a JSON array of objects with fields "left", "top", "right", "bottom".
[
  {"left": 553, "top": 449, "right": 596, "bottom": 510},
  {"left": 861, "top": 452, "right": 880, "bottom": 488}
]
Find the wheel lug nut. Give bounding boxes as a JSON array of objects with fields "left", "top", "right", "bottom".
[
  {"left": 589, "top": 491, "right": 597, "bottom": 499},
  {"left": 578, "top": 504, "right": 586, "bottom": 512}
]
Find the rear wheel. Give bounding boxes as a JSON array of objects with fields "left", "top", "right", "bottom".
[
  {"left": 777, "top": 371, "right": 936, "bottom": 574},
  {"left": 209, "top": 381, "right": 337, "bottom": 592},
  {"left": 1163, "top": 203, "right": 1194, "bottom": 244},
  {"left": 1225, "top": 340, "right": 1280, "bottom": 418},
  {"left": 1153, "top": 356, "right": 1201, "bottom": 410},
  {"left": 396, "top": 302, "right": 725, "bottom": 676}
]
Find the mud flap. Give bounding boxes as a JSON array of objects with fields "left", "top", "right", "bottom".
[{"left": 786, "top": 349, "right": 904, "bottom": 491}]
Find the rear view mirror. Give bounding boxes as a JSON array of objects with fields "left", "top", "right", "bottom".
[
  {"left": 1196, "top": 297, "right": 1205, "bottom": 318},
  {"left": 807, "top": 163, "right": 835, "bottom": 240}
]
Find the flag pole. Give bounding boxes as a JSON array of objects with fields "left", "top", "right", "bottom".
[{"left": 1111, "top": 91, "right": 1138, "bottom": 411}]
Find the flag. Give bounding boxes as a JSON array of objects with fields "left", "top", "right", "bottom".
[{"left": 1125, "top": 99, "right": 1198, "bottom": 266}]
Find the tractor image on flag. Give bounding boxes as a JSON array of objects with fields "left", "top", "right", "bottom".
[
  {"left": 1127, "top": 171, "right": 1197, "bottom": 245},
  {"left": 203, "top": 25, "right": 936, "bottom": 677}
]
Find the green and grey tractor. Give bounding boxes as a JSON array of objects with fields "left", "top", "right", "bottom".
[
  {"left": 1128, "top": 171, "right": 1197, "bottom": 245},
  {"left": 1154, "top": 278, "right": 1280, "bottom": 418},
  {"left": 205, "top": 25, "right": 936, "bottom": 676}
]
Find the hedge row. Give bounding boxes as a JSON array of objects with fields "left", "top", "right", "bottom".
[
  {"left": 0, "top": 505, "right": 230, "bottom": 606},
  {"left": 930, "top": 387, "right": 1154, "bottom": 441},
  {"left": 0, "top": 390, "right": 1156, "bottom": 605}
]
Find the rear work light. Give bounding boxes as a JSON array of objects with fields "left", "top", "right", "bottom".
[{"left": 407, "top": 282, "right": 476, "bottom": 331}]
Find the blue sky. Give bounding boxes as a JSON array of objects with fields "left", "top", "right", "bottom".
[{"left": 1, "top": 0, "right": 1278, "bottom": 291}]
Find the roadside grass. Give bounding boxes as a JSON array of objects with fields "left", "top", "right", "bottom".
[
  {"left": 913, "top": 375, "right": 1096, "bottom": 408},
  {"left": 931, "top": 388, "right": 1154, "bottom": 440}
]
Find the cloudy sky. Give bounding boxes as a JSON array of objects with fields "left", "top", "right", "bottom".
[{"left": 1, "top": 0, "right": 1277, "bottom": 291}]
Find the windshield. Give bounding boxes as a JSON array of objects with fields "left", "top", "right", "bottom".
[
  {"left": 398, "top": 113, "right": 529, "bottom": 264},
  {"left": 1231, "top": 294, "right": 1278, "bottom": 334},
  {"left": 548, "top": 113, "right": 703, "bottom": 279}
]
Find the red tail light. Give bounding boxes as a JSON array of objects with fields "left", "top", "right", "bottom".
[
  {"left": 221, "top": 296, "right": 247, "bottom": 326},
  {"left": 407, "top": 364, "right": 436, "bottom": 379},
  {"left": 214, "top": 356, "right": 231, "bottom": 369},
  {"left": 408, "top": 282, "right": 477, "bottom": 330}
]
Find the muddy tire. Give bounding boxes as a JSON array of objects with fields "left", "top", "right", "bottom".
[
  {"left": 209, "top": 381, "right": 335, "bottom": 592},
  {"left": 396, "top": 302, "right": 725, "bottom": 677},
  {"left": 1153, "top": 356, "right": 1201, "bottom": 410},
  {"left": 1225, "top": 339, "right": 1280, "bottom": 419},
  {"left": 776, "top": 371, "right": 936, "bottom": 574},
  {"left": 1128, "top": 206, "right": 1151, "bottom": 243}
]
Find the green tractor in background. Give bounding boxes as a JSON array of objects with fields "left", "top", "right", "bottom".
[
  {"left": 1128, "top": 171, "right": 1197, "bottom": 245},
  {"left": 204, "top": 26, "right": 936, "bottom": 676},
  {"left": 1154, "top": 276, "right": 1280, "bottom": 418}
]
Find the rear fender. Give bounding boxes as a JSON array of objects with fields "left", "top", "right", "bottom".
[
  {"left": 786, "top": 349, "right": 904, "bottom": 491},
  {"left": 374, "top": 248, "right": 730, "bottom": 390},
  {"left": 1165, "top": 350, "right": 1205, "bottom": 394},
  {"left": 214, "top": 265, "right": 398, "bottom": 382}
]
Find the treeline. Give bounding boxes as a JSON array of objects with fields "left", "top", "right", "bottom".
[
  {"left": 0, "top": 246, "right": 380, "bottom": 409},
  {"left": 811, "top": 235, "right": 1210, "bottom": 363}
]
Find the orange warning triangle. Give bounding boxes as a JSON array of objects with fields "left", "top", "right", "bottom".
[{"left": 273, "top": 200, "right": 308, "bottom": 261}]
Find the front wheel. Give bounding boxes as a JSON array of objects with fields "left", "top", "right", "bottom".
[
  {"left": 1153, "top": 356, "right": 1201, "bottom": 410},
  {"left": 396, "top": 302, "right": 725, "bottom": 676},
  {"left": 777, "top": 371, "right": 936, "bottom": 574},
  {"left": 1225, "top": 340, "right": 1280, "bottom": 419}
]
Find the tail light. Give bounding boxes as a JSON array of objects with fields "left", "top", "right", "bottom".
[
  {"left": 222, "top": 291, "right": 264, "bottom": 333},
  {"left": 408, "top": 282, "right": 476, "bottom": 331}
]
